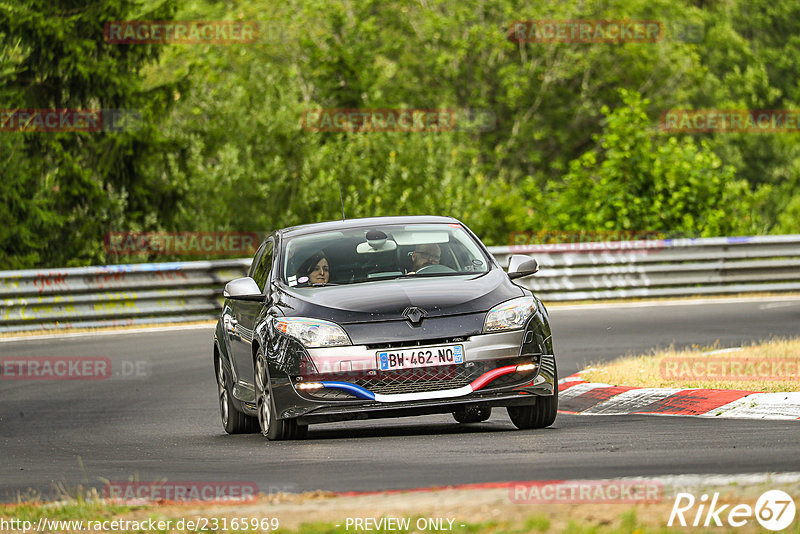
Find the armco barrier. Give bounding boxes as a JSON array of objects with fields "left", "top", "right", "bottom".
[
  {"left": 494, "top": 234, "right": 800, "bottom": 301},
  {"left": 0, "top": 260, "right": 250, "bottom": 333},
  {"left": 1, "top": 235, "right": 799, "bottom": 332}
]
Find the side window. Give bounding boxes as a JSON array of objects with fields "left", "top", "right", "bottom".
[
  {"left": 252, "top": 240, "right": 274, "bottom": 292},
  {"left": 248, "top": 241, "right": 268, "bottom": 278}
]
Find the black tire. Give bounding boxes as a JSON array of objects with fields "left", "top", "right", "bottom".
[
  {"left": 255, "top": 348, "right": 308, "bottom": 441},
  {"left": 216, "top": 355, "right": 259, "bottom": 434},
  {"left": 453, "top": 405, "right": 492, "bottom": 423},
  {"left": 506, "top": 386, "right": 558, "bottom": 429}
]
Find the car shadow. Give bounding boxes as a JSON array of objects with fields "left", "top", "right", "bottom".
[{"left": 304, "top": 420, "right": 518, "bottom": 441}]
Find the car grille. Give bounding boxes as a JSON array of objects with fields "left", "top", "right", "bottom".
[
  {"left": 298, "top": 355, "right": 542, "bottom": 400},
  {"left": 353, "top": 365, "right": 476, "bottom": 395}
]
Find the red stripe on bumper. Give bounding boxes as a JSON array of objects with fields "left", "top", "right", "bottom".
[{"left": 470, "top": 365, "right": 519, "bottom": 391}]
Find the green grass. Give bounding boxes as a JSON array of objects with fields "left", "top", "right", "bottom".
[{"left": 581, "top": 337, "right": 800, "bottom": 393}]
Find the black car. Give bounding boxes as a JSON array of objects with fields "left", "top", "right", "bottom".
[{"left": 213, "top": 215, "right": 557, "bottom": 440}]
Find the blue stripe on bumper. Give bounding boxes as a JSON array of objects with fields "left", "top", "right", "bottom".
[{"left": 320, "top": 381, "right": 376, "bottom": 401}]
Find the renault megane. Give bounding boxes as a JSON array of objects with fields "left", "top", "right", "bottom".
[{"left": 213, "top": 215, "right": 557, "bottom": 440}]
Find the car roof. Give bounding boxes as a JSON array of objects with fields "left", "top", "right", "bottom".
[{"left": 278, "top": 215, "right": 463, "bottom": 238}]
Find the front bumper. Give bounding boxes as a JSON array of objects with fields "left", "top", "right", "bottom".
[
  {"left": 260, "top": 329, "right": 556, "bottom": 424},
  {"left": 294, "top": 386, "right": 553, "bottom": 425}
]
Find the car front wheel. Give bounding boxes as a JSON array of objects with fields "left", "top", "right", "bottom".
[
  {"left": 506, "top": 385, "right": 558, "bottom": 429},
  {"left": 507, "top": 363, "right": 559, "bottom": 429},
  {"left": 255, "top": 348, "right": 308, "bottom": 441}
]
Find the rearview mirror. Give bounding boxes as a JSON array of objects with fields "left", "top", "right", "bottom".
[
  {"left": 507, "top": 254, "right": 539, "bottom": 280},
  {"left": 223, "top": 277, "right": 265, "bottom": 301},
  {"left": 356, "top": 229, "right": 397, "bottom": 253}
]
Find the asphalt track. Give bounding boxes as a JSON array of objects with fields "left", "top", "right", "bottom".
[{"left": 1, "top": 297, "right": 799, "bottom": 501}]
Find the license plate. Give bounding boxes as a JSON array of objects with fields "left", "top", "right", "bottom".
[{"left": 377, "top": 344, "right": 464, "bottom": 371}]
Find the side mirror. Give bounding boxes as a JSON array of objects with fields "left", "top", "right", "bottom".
[
  {"left": 507, "top": 254, "right": 539, "bottom": 280},
  {"left": 223, "top": 277, "right": 264, "bottom": 301}
]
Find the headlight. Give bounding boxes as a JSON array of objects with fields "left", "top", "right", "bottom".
[
  {"left": 274, "top": 317, "right": 351, "bottom": 347},
  {"left": 484, "top": 296, "right": 537, "bottom": 332}
]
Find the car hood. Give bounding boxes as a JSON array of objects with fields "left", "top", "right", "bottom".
[{"left": 277, "top": 269, "right": 523, "bottom": 324}]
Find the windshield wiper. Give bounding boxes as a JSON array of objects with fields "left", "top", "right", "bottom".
[{"left": 397, "top": 271, "right": 474, "bottom": 279}]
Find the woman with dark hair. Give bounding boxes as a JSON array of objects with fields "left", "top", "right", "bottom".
[{"left": 296, "top": 251, "right": 330, "bottom": 286}]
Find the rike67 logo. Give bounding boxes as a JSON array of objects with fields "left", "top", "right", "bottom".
[{"left": 668, "top": 490, "right": 796, "bottom": 531}]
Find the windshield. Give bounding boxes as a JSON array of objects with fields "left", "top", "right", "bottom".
[{"left": 281, "top": 223, "right": 490, "bottom": 287}]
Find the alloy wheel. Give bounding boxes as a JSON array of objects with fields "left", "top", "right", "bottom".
[
  {"left": 255, "top": 353, "right": 271, "bottom": 435},
  {"left": 216, "top": 359, "right": 229, "bottom": 428}
]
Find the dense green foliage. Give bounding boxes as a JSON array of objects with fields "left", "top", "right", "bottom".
[
  {"left": 0, "top": 0, "right": 180, "bottom": 267},
  {"left": 2, "top": 0, "right": 799, "bottom": 267}
]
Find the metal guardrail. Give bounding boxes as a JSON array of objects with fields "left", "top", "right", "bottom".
[
  {"left": 2, "top": 235, "right": 799, "bottom": 332},
  {"left": 494, "top": 234, "right": 800, "bottom": 301},
  {"left": 0, "top": 260, "right": 250, "bottom": 333}
]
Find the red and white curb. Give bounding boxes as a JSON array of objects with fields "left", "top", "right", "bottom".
[{"left": 557, "top": 374, "right": 800, "bottom": 420}]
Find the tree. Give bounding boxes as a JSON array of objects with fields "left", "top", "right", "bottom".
[
  {"left": 548, "top": 89, "right": 760, "bottom": 236},
  {"left": 0, "top": 0, "right": 179, "bottom": 268}
]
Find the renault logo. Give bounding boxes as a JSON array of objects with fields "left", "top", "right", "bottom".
[{"left": 403, "top": 306, "right": 426, "bottom": 326}]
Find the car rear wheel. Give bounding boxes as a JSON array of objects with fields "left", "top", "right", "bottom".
[
  {"left": 453, "top": 405, "right": 492, "bottom": 423},
  {"left": 216, "top": 356, "right": 259, "bottom": 434},
  {"left": 255, "top": 348, "right": 308, "bottom": 441}
]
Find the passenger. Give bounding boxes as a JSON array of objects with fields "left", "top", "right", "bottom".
[
  {"left": 409, "top": 243, "right": 440, "bottom": 273},
  {"left": 296, "top": 252, "right": 330, "bottom": 285}
]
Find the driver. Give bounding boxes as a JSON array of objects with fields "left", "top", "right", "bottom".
[
  {"left": 409, "top": 243, "right": 440, "bottom": 272},
  {"left": 296, "top": 251, "right": 330, "bottom": 285}
]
